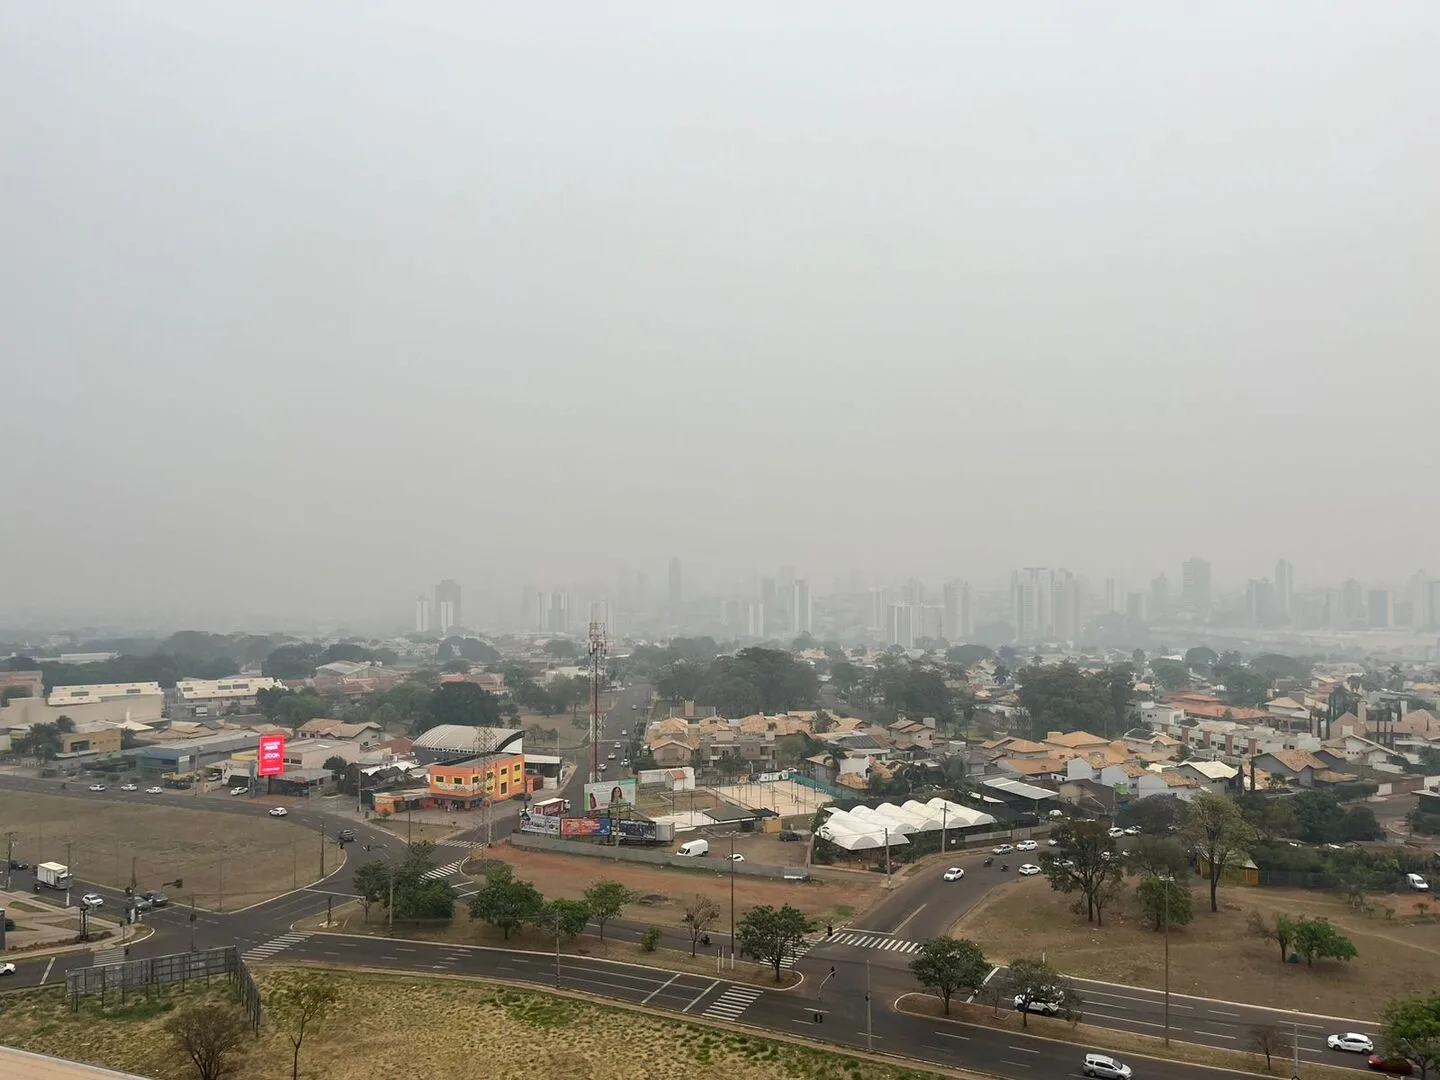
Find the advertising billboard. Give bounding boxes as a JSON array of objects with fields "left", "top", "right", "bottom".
[
  {"left": 519, "top": 812, "right": 561, "bottom": 836},
  {"left": 560, "top": 817, "right": 610, "bottom": 838},
  {"left": 584, "top": 778, "right": 637, "bottom": 811},
  {"left": 616, "top": 820, "right": 658, "bottom": 843},
  {"left": 257, "top": 733, "right": 286, "bottom": 777}
]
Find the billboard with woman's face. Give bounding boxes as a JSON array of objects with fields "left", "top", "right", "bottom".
[{"left": 583, "top": 778, "right": 637, "bottom": 810}]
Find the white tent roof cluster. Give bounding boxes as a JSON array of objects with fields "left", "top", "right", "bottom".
[{"left": 817, "top": 797, "right": 998, "bottom": 851}]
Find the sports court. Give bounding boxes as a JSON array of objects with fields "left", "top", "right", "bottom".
[{"left": 706, "top": 778, "right": 833, "bottom": 816}]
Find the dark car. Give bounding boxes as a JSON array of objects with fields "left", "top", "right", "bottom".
[
  {"left": 6, "top": 861, "right": 31, "bottom": 871},
  {"left": 132, "top": 897, "right": 154, "bottom": 913},
  {"left": 1369, "top": 1057, "right": 1414, "bottom": 1075},
  {"left": 140, "top": 891, "right": 168, "bottom": 907},
  {"left": 778, "top": 830, "right": 802, "bottom": 842},
  {"left": 337, "top": 829, "right": 357, "bottom": 843}
]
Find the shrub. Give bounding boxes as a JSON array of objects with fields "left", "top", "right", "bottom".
[{"left": 640, "top": 925, "right": 662, "bottom": 952}]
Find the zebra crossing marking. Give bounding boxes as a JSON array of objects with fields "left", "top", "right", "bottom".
[
  {"left": 91, "top": 946, "right": 125, "bottom": 967},
  {"left": 703, "top": 985, "right": 764, "bottom": 1020},
  {"left": 829, "top": 931, "right": 921, "bottom": 953},
  {"left": 421, "top": 859, "right": 467, "bottom": 882},
  {"left": 241, "top": 931, "right": 312, "bottom": 963}
]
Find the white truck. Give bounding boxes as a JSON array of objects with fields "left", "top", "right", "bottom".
[{"left": 36, "top": 862, "right": 73, "bottom": 890}]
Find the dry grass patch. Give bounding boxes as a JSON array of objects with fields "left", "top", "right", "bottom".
[
  {"left": 0, "top": 790, "right": 327, "bottom": 910},
  {"left": 367, "top": 817, "right": 466, "bottom": 846},
  {"left": 2, "top": 969, "right": 946, "bottom": 1080},
  {"left": 952, "top": 873, "right": 1438, "bottom": 1019}
]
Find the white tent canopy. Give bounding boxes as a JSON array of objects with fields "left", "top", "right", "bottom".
[
  {"left": 925, "top": 796, "right": 998, "bottom": 829},
  {"left": 818, "top": 807, "right": 912, "bottom": 851}
]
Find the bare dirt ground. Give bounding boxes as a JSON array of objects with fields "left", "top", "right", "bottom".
[
  {"left": 709, "top": 779, "right": 832, "bottom": 817},
  {"left": 489, "top": 841, "right": 879, "bottom": 928},
  {"left": 0, "top": 790, "right": 328, "bottom": 911},
  {"left": 1, "top": 970, "right": 939, "bottom": 1080},
  {"left": 952, "top": 872, "right": 1440, "bottom": 1019}
]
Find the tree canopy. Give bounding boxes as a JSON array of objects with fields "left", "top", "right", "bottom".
[
  {"left": 1040, "top": 820, "right": 1124, "bottom": 925},
  {"left": 1381, "top": 993, "right": 1440, "bottom": 1080},
  {"left": 737, "top": 903, "right": 815, "bottom": 982},
  {"left": 1183, "top": 790, "right": 1258, "bottom": 912},
  {"left": 909, "top": 937, "right": 990, "bottom": 1015},
  {"left": 1017, "top": 662, "right": 1135, "bottom": 740},
  {"left": 655, "top": 647, "right": 819, "bottom": 715}
]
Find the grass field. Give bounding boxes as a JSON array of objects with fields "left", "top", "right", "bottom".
[
  {"left": 952, "top": 872, "right": 1440, "bottom": 1019},
  {"left": 0, "top": 790, "right": 332, "bottom": 911},
  {"left": 1, "top": 970, "right": 950, "bottom": 1080}
]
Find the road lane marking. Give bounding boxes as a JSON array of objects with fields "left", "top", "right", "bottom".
[
  {"left": 1193, "top": 1030, "right": 1238, "bottom": 1040},
  {"left": 641, "top": 973, "right": 679, "bottom": 1005},
  {"left": 1001, "top": 1061, "right": 1033, "bottom": 1068},
  {"left": 933, "top": 1031, "right": 970, "bottom": 1040},
  {"left": 1085, "top": 1011, "right": 1165, "bottom": 1029},
  {"left": 1208, "top": 1009, "right": 1242, "bottom": 1018},
  {"left": 1085, "top": 989, "right": 1194, "bottom": 1010},
  {"left": 892, "top": 904, "right": 927, "bottom": 935},
  {"left": 682, "top": 979, "right": 720, "bottom": 1013},
  {"left": 1008, "top": 1046, "right": 1040, "bottom": 1053},
  {"left": 40, "top": 958, "right": 55, "bottom": 985}
]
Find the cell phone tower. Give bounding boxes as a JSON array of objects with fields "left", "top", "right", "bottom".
[{"left": 588, "top": 621, "right": 608, "bottom": 784}]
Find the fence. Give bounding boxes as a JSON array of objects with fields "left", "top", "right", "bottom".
[
  {"left": 509, "top": 832, "right": 807, "bottom": 879},
  {"left": 66, "top": 945, "right": 262, "bottom": 1030},
  {"left": 791, "top": 774, "right": 848, "bottom": 801}
]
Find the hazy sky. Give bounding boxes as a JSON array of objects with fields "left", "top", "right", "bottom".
[{"left": 3, "top": 3, "right": 1438, "bottom": 625}]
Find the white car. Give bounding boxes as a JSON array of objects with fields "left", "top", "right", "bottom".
[
  {"left": 1407, "top": 873, "right": 1430, "bottom": 892},
  {"left": 607, "top": 753, "right": 616, "bottom": 761},
  {"left": 1018, "top": 863, "right": 1042, "bottom": 876},
  {"left": 728, "top": 853, "right": 745, "bottom": 862},
  {"left": 0, "top": 962, "right": 16, "bottom": 976},
  {"left": 268, "top": 807, "right": 289, "bottom": 817},
  {"left": 1047, "top": 838, "right": 1060, "bottom": 846},
  {"left": 1083, "top": 1054, "right": 1132, "bottom": 1080},
  {"left": 613, "top": 742, "right": 621, "bottom": 750},
  {"left": 1015, "top": 993, "right": 1061, "bottom": 1015},
  {"left": 229, "top": 787, "right": 247, "bottom": 796},
  {"left": 1017, "top": 840, "right": 1038, "bottom": 851},
  {"left": 1327, "top": 1034, "right": 1374, "bottom": 1054},
  {"left": 942, "top": 867, "right": 965, "bottom": 881},
  {"left": 145, "top": 786, "right": 163, "bottom": 794},
  {"left": 1108, "top": 827, "right": 1125, "bottom": 838},
  {"left": 992, "top": 844, "right": 1013, "bottom": 855},
  {"left": 119, "top": 783, "right": 137, "bottom": 792},
  {"left": 621, "top": 758, "right": 630, "bottom": 766},
  {"left": 620, "top": 730, "right": 628, "bottom": 737},
  {"left": 88, "top": 784, "right": 106, "bottom": 792},
  {"left": 1123, "top": 826, "right": 1141, "bottom": 836},
  {"left": 598, "top": 763, "right": 608, "bottom": 772},
  {"left": 80, "top": 893, "right": 104, "bottom": 908}
]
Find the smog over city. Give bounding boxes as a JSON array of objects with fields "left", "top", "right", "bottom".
[{"left": 2, "top": 3, "right": 1438, "bottom": 644}]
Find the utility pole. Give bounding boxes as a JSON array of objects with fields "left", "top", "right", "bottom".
[
  {"left": 866, "top": 959, "right": 873, "bottom": 1051},
  {"left": 883, "top": 827, "right": 891, "bottom": 889},
  {"left": 4, "top": 832, "right": 13, "bottom": 891},
  {"left": 1163, "top": 881, "right": 1171, "bottom": 1045},
  {"left": 189, "top": 893, "right": 196, "bottom": 951},
  {"left": 130, "top": 855, "right": 137, "bottom": 894},
  {"left": 729, "top": 833, "right": 736, "bottom": 970},
  {"left": 387, "top": 868, "right": 395, "bottom": 934},
  {"left": 65, "top": 842, "right": 73, "bottom": 908},
  {"left": 554, "top": 908, "right": 562, "bottom": 989},
  {"left": 218, "top": 850, "right": 224, "bottom": 914},
  {"left": 318, "top": 820, "right": 326, "bottom": 878},
  {"left": 941, "top": 805, "right": 948, "bottom": 854},
  {"left": 588, "top": 622, "right": 607, "bottom": 785}
]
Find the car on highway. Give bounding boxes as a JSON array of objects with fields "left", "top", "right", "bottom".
[
  {"left": 1107, "top": 827, "right": 1125, "bottom": 838},
  {"left": 145, "top": 786, "right": 164, "bottom": 794},
  {"left": 942, "top": 867, "right": 965, "bottom": 881},
  {"left": 1018, "top": 863, "right": 1042, "bottom": 875},
  {"left": 728, "top": 853, "right": 745, "bottom": 862},
  {"left": 0, "top": 962, "right": 16, "bottom": 976},
  {"left": 269, "top": 807, "right": 289, "bottom": 817},
  {"left": 630, "top": 704, "right": 638, "bottom": 710},
  {"left": 229, "top": 787, "right": 248, "bottom": 797},
  {"left": 1014, "top": 993, "right": 1062, "bottom": 1016},
  {"left": 88, "top": 784, "right": 106, "bottom": 792},
  {"left": 120, "top": 783, "right": 138, "bottom": 792},
  {"left": 1329, "top": 1034, "right": 1376, "bottom": 1054},
  {"left": 1368, "top": 1056, "right": 1414, "bottom": 1075},
  {"left": 80, "top": 893, "right": 104, "bottom": 908},
  {"left": 598, "top": 763, "right": 608, "bottom": 771},
  {"left": 140, "top": 892, "right": 168, "bottom": 907},
  {"left": 620, "top": 730, "right": 627, "bottom": 737},
  {"left": 992, "top": 844, "right": 1013, "bottom": 855},
  {"left": 1083, "top": 1054, "right": 1132, "bottom": 1080},
  {"left": 336, "top": 829, "right": 357, "bottom": 843},
  {"left": 621, "top": 758, "right": 630, "bottom": 767},
  {"left": 132, "top": 897, "right": 154, "bottom": 913},
  {"left": 1016, "top": 840, "right": 1038, "bottom": 851},
  {"left": 607, "top": 753, "right": 616, "bottom": 761},
  {"left": 6, "top": 860, "right": 31, "bottom": 871}
]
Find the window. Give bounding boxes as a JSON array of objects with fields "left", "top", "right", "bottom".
[
  {"left": 499, "top": 781, "right": 508, "bottom": 795},
  {"left": 126, "top": 688, "right": 142, "bottom": 694}
]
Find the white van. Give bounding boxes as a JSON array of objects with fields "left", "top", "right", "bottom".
[{"left": 676, "top": 839, "right": 710, "bottom": 858}]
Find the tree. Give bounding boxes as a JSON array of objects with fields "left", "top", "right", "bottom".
[
  {"left": 1135, "top": 875, "right": 1194, "bottom": 931},
  {"left": 425, "top": 682, "right": 501, "bottom": 729},
  {"left": 1290, "top": 916, "right": 1357, "bottom": 967},
  {"left": 1380, "top": 993, "right": 1440, "bottom": 1080},
  {"left": 908, "top": 937, "right": 990, "bottom": 1015},
  {"left": 1273, "top": 914, "right": 1296, "bottom": 963},
  {"left": 1150, "top": 659, "right": 1192, "bottom": 691},
  {"left": 1184, "top": 646, "right": 1219, "bottom": 672},
  {"left": 322, "top": 755, "right": 348, "bottom": 774},
  {"left": 1183, "top": 790, "right": 1257, "bottom": 913},
  {"left": 270, "top": 971, "right": 341, "bottom": 1080},
  {"left": 1006, "top": 956, "right": 1078, "bottom": 1029},
  {"left": 583, "top": 879, "right": 637, "bottom": 942},
  {"left": 1237, "top": 792, "right": 1299, "bottom": 843},
  {"left": 544, "top": 637, "right": 580, "bottom": 660},
  {"left": 1248, "top": 1024, "right": 1293, "bottom": 1072},
  {"left": 0, "top": 684, "right": 32, "bottom": 705},
  {"left": 946, "top": 644, "right": 994, "bottom": 666},
  {"left": 543, "top": 898, "right": 591, "bottom": 941},
  {"left": 165, "top": 1002, "right": 250, "bottom": 1080},
  {"left": 54, "top": 714, "right": 76, "bottom": 733},
  {"left": 12, "top": 721, "right": 62, "bottom": 760},
  {"left": 682, "top": 894, "right": 721, "bottom": 956},
  {"left": 262, "top": 643, "right": 323, "bottom": 680},
  {"left": 352, "top": 861, "right": 390, "bottom": 922},
  {"left": 1040, "top": 820, "right": 1124, "bottom": 925},
  {"left": 467, "top": 864, "right": 544, "bottom": 940},
  {"left": 1126, "top": 837, "right": 1189, "bottom": 880},
  {"left": 392, "top": 878, "right": 455, "bottom": 920},
  {"left": 1016, "top": 662, "right": 1122, "bottom": 739},
  {"left": 319, "top": 642, "right": 373, "bottom": 664},
  {"left": 1118, "top": 795, "right": 1185, "bottom": 835},
  {"left": 736, "top": 903, "right": 815, "bottom": 982}
]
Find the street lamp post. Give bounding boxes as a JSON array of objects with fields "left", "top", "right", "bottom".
[
  {"left": 866, "top": 959, "right": 874, "bottom": 1050},
  {"left": 729, "top": 833, "right": 736, "bottom": 970},
  {"left": 1163, "top": 882, "right": 1171, "bottom": 1045}
]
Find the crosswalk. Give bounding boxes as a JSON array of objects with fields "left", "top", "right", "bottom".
[
  {"left": 435, "top": 839, "right": 474, "bottom": 850},
  {"left": 778, "top": 935, "right": 823, "bottom": 970},
  {"left": 421, "top": 859, "right": 467, "bottom": 882},
  {"left": 242, "top": 931, "right": 312, "bottom": 963},
  {"left": 704, "top": 985, "right": 763, "bottom": 1020},
  {"left": 91, "top": 946, "right": 125, "bottom": 967},
  {"left": 827, "top": 931, "right": 922, "bottom": 954}
]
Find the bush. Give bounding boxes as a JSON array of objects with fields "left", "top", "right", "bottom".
[
  {"left": 1331, "top": 781, "right": 1380, "bottom": 803},
  {"left": 640, "top": 925, "right": 662, "bottom": 952}
]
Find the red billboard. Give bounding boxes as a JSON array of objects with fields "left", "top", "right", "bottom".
[{"left": 258, "top": 733, "right": 286, "bottom": 777}]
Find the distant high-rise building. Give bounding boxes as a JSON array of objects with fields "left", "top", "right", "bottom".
[
  {"left": 1180, "top": 558, "right": 1211, "bottom": 617},
  {"left": 667, "top": 558, "right": 682, "bottom": 620},
  {"left": 1125, "top": 592, "right": 1148, "bottom": 623},
  {"left": 546, "top": 591, "right": 570, "bottom": 635},
  {"left": 1104, "top": 577, "right": 1126, "bottom": 615},
  {"left": 1011, "top": 568, "right": 1053, "bottom": 642},
  {"left": 435, "top": 579, "right": 462, "bottom": 634},
  {"left": 1428, "top": 580, "right": 1440, "bottom": 629},
  {"left": 887, "top": 603, "right": 916, "bottom": 649},
  {"left": 635, "top": 571, "right": 648, "bottom": 612},
  {"left": 1051, "top": 570, "right": 1081, "bottom": 641},
  {"left": 919, "top": 605, "right": 945, "bottom": 642},
  {"left": 1341, "top": 579, "right": 1365, "bottom": 624},
  {"left": 1246, "top": 579, "right": 1276, "bottom": 625},
  {"left": 942, "top": 581, "right": 974, "bottom": 640},
  {"left": 760, "top": 577, "right": 778, "bottom": 621},
  {"left": 1274, "top": 559, "right": 1294, "bottom": 619},
  {"left": 1407, "top": 571, "right": 1432, "bottom": 629},
  {"left": 869, "top": 587, "right": 893, "bottom": 632},
  {"left": 792, "top": 580, "right": 813, "bottom": 635},
  {"left": 1367, "top": 589, "right": 1393, "bottom": 628},
  {"left": 745, "top": 601, "right": 766, "bottom": 639},
  {"left": 414, "top": 596, "right": 432, "bottom": 634},
  {"left": 1150, "top": 574, "right": 1169, "bottom": 619}
]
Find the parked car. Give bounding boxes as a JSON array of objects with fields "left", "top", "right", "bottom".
[
  {"left": 229, "top": 787, "right": 248, "bottom": 797},
  {"left": 1107, "top": 827, "right": 1125, "bottom": 838},
  {"left": 119, "top": 783, "right": 138, "bottom": 792},
  {"left": 88, "top": 784, "right": 106, "bottom": 792},
  {"left": 269, "top": 807, "right": 289, "bottom": 817},
  {"left": 728, "top": 853, "right": 745, "bottom": 863},
  {"left": 1406, "top": 873, "right": 1429, "bottom": 892},
  {"left": 80, "top": 893, "right": 104, "bottom": 908},
  {"left": 778, "top": 830, "right": 801, "bottom": 842},
  {"left": 1083, "top": 1054, "right": 1133, "bottom": 1080},
  {"left": 1123, "top": 826, "right": 1141, "bottom": 836},
  {"left": 1368, "top": 1056, "right": 1414, "bottom": 1075},
  {"left": 1328, "top": 1034, "right": 1376, "bottom": 1054},
  {"left": 0, "top": 962, "right": 16, "bottom": 976},
  {"left": 1018, "top": 863, "right": 1042, "bottom": 876},
  {"left": 1014, "top": 993, "right": 1061, "bottom": 1016},
  {"left": 1046, "top": 839, "right": 1060, "bottom": 846},
  {"left": 992, "top": 844, "right": 1013, "bottom": 855},
  {"left": 145, "top": 786, "right": 163, "bottom": 795},
  {"left": 942, "top": 867, "right": 965, "bottom": 882},
  {"left": 1017, "top": 840, "right": 1038, "bottom": 851}
]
